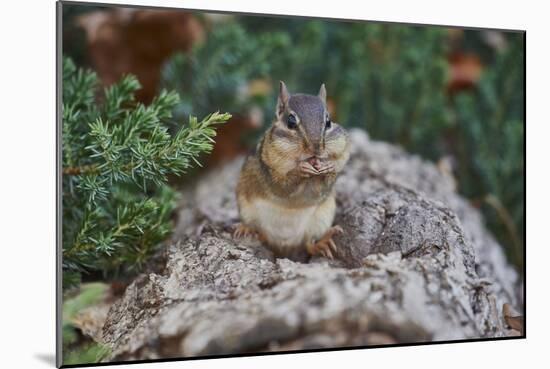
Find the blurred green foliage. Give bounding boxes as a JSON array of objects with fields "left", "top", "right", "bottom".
[
  {"left": 161, "top": 17, "right": 524, "bottom": 267},
  {"left": 452, "top": 36, "right": 524, "bottom": 267},
  {"left": 162, "top": 22, "right": 287, "bottom": 121},
  {"left": 62, "top": 283, "right": 111, "bottom": 365}
]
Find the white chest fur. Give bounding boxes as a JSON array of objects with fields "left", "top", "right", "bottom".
[{"left": 248, "top": 197, "right": 335, "bottom": 249}]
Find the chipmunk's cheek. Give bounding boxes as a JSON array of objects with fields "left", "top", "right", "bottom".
[{"left": 325, "top": 136, "right": 347, "bottom": 157}]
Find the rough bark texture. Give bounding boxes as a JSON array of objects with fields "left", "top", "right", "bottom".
[{"left": 100, "top": 129, "right": 521, "bottom": 361}]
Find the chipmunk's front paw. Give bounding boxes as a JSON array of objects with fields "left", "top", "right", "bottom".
[
  {"left": 298, "top": 161, "right": 319, "bottom": 178},
  {"left": 306, "top": 225, "right": 343, "bottom": 259},
  {"left": 298, "top": 159, "right": 335, "bottom": 177},
  {"left": 233, "top": 223, "right": 260, "bottom": 240},
  {"left": 316, "top": 162, "right": 335, "bottom": 175}
]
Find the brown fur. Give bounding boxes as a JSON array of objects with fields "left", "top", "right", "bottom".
[{"left": 235, "top": 82, "right": 350, "bottom": 258}]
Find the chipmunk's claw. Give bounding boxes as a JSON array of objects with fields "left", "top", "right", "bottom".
[
  {"left": 299, "top": 159, "right": 335, "bottom": 177},
  {"left": 316, "top": 163, "right": 335, "bottom": 175},
  {"left": 298, "top": 161, "right": 319, "bottom": 178},
  {"left": 233, "top": 223, "right": 258, "bottom": 239},
  {"left": 307, "top": 225, "right": 344, "bottom": 259}
]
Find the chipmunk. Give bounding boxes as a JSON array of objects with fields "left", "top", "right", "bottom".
[{"left": 234, "top": 81, "right": 350, "bottom": 259}]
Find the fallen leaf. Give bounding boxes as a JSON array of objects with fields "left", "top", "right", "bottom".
[{"left": 503, "top": 303, "right": 524, "bottom": 334}]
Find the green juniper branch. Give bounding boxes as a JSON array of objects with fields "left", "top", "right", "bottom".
[{"left": 62, "top": 57, "right": 230, "bottom": 288}]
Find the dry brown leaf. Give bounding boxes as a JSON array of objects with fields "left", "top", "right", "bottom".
[
  {"left": 447, "top": 53, "right": 483, "bottom": 94},
  {"left": 77, "top": 8, "right": 204, "bottom": 103},
  {"left": 503, "top": 303, "right": 524, "bottom": 334}
]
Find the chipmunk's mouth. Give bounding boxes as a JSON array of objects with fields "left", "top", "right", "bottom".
[
  {"left": 303, "top": 155, "right": 329, "bottom": 171},
  {"left": 306, "top": 157, "right": 322, "bottom": 171}
]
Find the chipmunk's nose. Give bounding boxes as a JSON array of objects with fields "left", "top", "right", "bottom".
[
  {"left": 311, "top": 141, "right": 322, "bottom": 156},
  {"left": 304, "top": 139, "right": 326, "bottom": 159}
]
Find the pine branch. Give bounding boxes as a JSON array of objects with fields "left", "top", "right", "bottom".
[{"left": 61, "top": 56, "right": 230, "bottom": 289}]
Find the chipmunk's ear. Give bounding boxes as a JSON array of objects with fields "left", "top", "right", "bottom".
[
  {"left": 318, "top": 83, "right": 327, "bottom": 106},
  {"left": 276, "top": 81, "right": 290, "bottom": 119}
]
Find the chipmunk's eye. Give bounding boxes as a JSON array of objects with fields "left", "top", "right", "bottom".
[
  {"left": 325, "top": 116, "right": 332, "bottom": 129},
  {"left": 287, "top": 114, "right": 297, "bottom": 129}
]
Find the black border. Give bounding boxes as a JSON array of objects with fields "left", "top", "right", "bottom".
[
  {"left": 56, "top": 1, "right": 64, "bottom": 367},
  {"left": 61, "top": 336, "right": 524, "bottom": 368},
  {"left": 56, "top": 1, "right": 527, "bottom": 368}
]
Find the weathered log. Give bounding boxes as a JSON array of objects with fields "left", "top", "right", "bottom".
[{"left": 100, "top": 129, "right": 521, "bottom": 361}]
